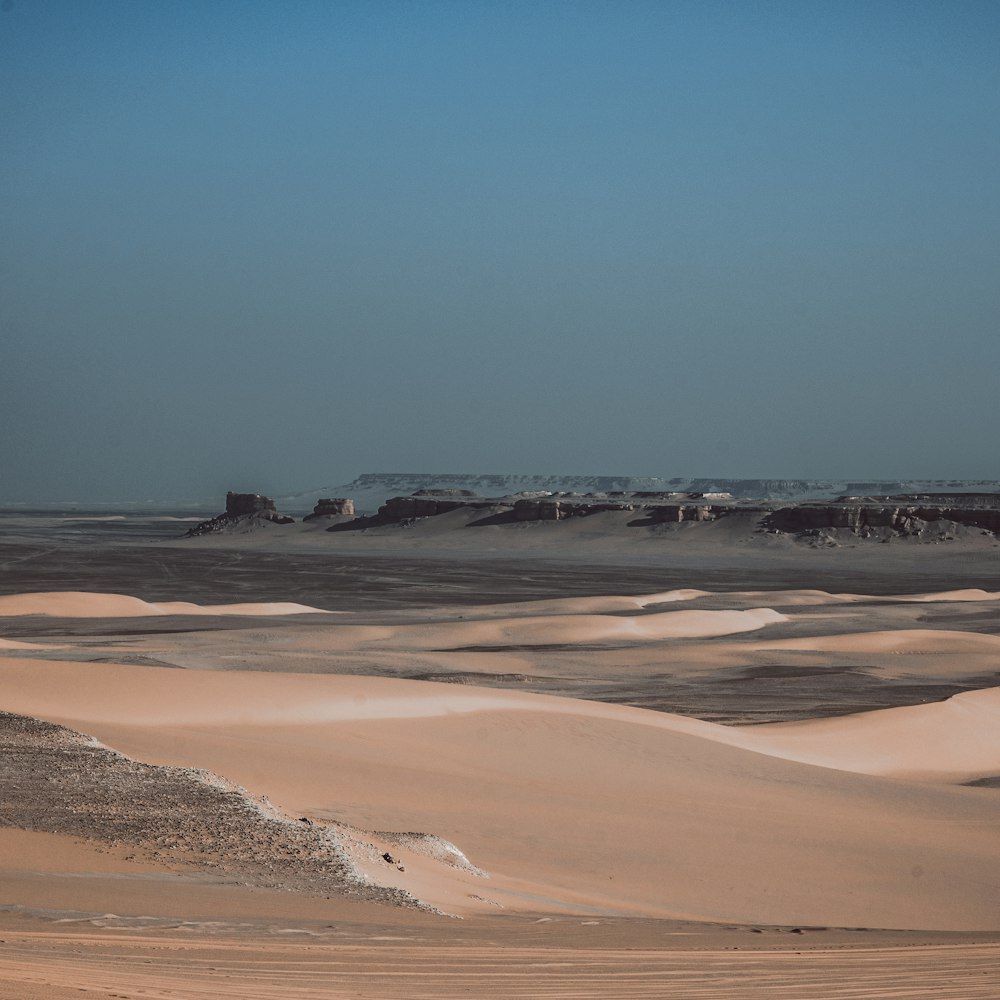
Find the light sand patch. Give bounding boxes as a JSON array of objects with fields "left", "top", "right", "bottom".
[
  {"left": 254, "top": 607, "right": 789, "bottom": 652},
  {"left": 0, "top": 638, "right": 68, "bottom": 651},
  {"left": 748, "top": 629, "right": 1000, "bottom": 655},
  {"left": 0, "top": 592, "right": 331, "bottom": 617}
]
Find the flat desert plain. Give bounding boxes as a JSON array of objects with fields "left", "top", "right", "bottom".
[{"left": 2, "top": 513, "right": 1000, "bottom": 997}]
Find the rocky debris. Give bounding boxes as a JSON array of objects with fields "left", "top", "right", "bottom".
[
  {"left": 0, "top": 711, "right": 418, "bottom": 907},
  {"left": 185, "top": 492, "right": 296, "bottom": 536},
  {"left": 303, "top": 498, "right": 355, "bottom": 520}
]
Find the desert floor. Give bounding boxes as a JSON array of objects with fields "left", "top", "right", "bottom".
[{"left": 1, "top": 513, "right": 999, "bottom": 997}]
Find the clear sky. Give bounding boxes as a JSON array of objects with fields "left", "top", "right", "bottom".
[{"left": 2, "top": 0, "right": 998, "bottom": 501}]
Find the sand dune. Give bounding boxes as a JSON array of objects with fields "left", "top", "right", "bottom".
[
  {"left": 4, "top": 573, "right": 1000, "bottom": 1000},
  {"left": 0, "top": 637, "right": 67, "bottom": 650},
  {"left": 3, "top": 655, "right": 1000, "bottom": 929},
  {"left": 0, "top": 591, "right": 330, "bottom": 617},
  {"left": 290, "top": 606, "right": 789, "bottom": 651},
  {"left": 4, "top": 585, "right": 994, "bottom": 623},
  {"left": 748, "top": 628, "right": 1000, "bottom": 655},
  {"left": 732, "top": 687, "right": 1000, "bottom": 780}
]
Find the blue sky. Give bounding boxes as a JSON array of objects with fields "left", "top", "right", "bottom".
[{"left": 2, "top": 0, "right": 998, "bottom": 501}]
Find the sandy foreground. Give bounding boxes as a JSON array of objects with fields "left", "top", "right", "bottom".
[{"left": 2, "top": 575, "right": 1000, "bottom": 996}]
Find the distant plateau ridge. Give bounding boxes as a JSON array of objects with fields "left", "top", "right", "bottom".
[{"left": 278, "top": 473, "right": 1000, "bottom": 514}]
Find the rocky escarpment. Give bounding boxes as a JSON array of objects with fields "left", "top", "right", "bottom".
[
  {"left": 186, "top": 492, "right": 296, "bottom": 536},
  {"left": 279, "top": 474, "right": 1000, "bottom": 514},
  {"left": 370, "top": 490, "right": 758, "bottom": 525},
  {"left": 358, "top": 489, "right": 1000, "bottom": 542},
  {"left": 764, "top": 497, "right": 1000, "bottom": 537}
]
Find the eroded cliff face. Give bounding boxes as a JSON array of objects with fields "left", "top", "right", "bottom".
[
  {"left": 378, "top": 495, "right": 497, "bottom": 519},
  {"left": 764, "top": 504, "right": 1000, "bottom": 536},
  {"left": 280, "top": 474, "right": 1000, "bottom": 514},
  {"left": 184, "top": 488, "right": 1000, "bottom": 545},
  {"left": 367, "top": 489, "right": 1000, "bottom": 541}
]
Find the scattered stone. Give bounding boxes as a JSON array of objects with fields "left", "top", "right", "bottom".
[{"left": 0, "top": 711, "right": 417, "bottom": 908}]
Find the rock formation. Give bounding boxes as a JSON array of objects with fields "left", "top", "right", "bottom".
[
  {"left": 303, "top": 498, "right": 355, "bottom": 520},
  {"left": 765, "top": 501, "right": 1000, "bottom": 537},
  {"left": 279, "top": 473, "right": 1000, "bottom": 514},
  {"left": 364, "top": 489, "right": 1000, "bottom": 541},
  {"left": 186, "top": 492, "right": 295, "bottom": 536},
  {"left": 184, "top": 487, "right": 1000, "bottom": 545},
  {"left": 378, "top": 495, "right": 496, "bottom": 520},
  {"left": 225, "top": 492, "right": 277, "bottom": 516}
]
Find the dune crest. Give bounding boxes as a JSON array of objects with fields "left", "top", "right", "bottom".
[{"left": 732, "top": 686, "right": 1000, "bottom": 780}]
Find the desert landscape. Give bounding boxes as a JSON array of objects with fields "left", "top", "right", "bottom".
[
  {"left": 7, "top": 0, "right": 998, "bottom": 992},
  {"left": 2, "top": 499, "right": 1000, "bottom": 998}
]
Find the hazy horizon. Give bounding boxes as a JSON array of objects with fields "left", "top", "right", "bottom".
[
  {"left": 4, "top": 467, "right": 1000, "bottom": 508},
  {"left": 3, "top": 1, "right": 998, "bottom": 502}
]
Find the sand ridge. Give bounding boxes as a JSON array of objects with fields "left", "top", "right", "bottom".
[
  {"left": 3, "top": 652, "right": 1000, "bottom": 928},
  {"left": 4, "top": 579, "right": 1000, "bottom": 998},
  {"left": 0, "top": 591, "right": 331, "bottom": 618}
]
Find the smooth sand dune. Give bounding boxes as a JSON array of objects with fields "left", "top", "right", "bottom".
[
  {"left": 241, "top": 607, "right": 789, "bottom": 652},
  {"left": 404, "top": 589, "right": 714, "bottom": 618},
  {"left": 3, "top": 657, "right": 1000, "bottom": 929},
  {"left": 0, "top": 591, "right": 331, "bottom": 618},
  {"left": 686, "top": 587, "right": 1000, "bottom": 605},
  {"left": 749, "top": 629, "right": 1000, "bottom": 655},
  {"left": 0, "top": 637, "right": 67, "bottom": 650},
  {"left": 0, "top": 657, "right": 724, "bottom": 729},
  {"left": 733, "top": 687, "right": 1000, "bottom": 780},
  {"left": 891, "top": 588, "right": 1000, "bottom": 602}
]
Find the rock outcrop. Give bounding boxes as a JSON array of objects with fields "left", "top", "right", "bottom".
[
  {"left": 186, "top": 487, "right": 1000, "bottom": 544},
  {"left": 373, "top": 491, "right": 749, "bottom": 524},
  {"left": 765, "top": 501, "right": 1000, "bottom": 537},
  {"left": 280, "top": 474, "right": 1000, "bottom": 514},
  {"left": 303, "top": 498, "right": 355, "bottom": 520},
  {"left": 225, "top": 492, "right": 277, "bottom": 516},
  {"left": 512, "top": 498, "right": 637, "bottom": 521},
  {"left": 186, "top": 492, "right": 295, "bottom": 536},
  {"left": 361, "top": 488, "right": 1000, "bottom": 541},
  {"left": 378, "top": 495, "right": 497, "bottom": 520}
]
